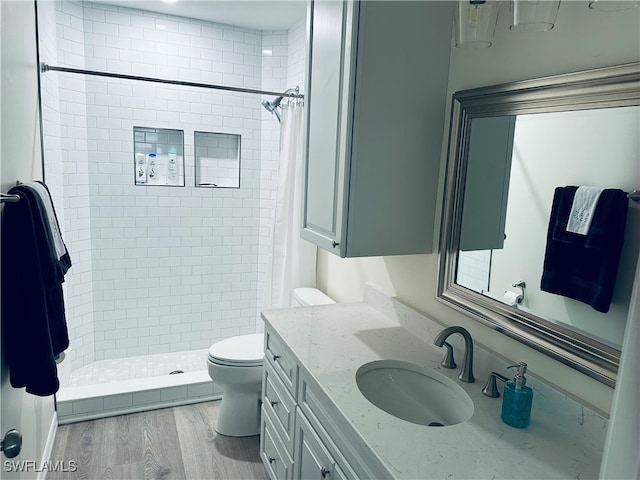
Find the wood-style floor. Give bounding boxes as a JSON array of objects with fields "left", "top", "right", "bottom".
[{"left": 48, "top": 401, "right": 269, "bottom": 480}]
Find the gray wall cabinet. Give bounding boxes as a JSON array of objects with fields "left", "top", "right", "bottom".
[{"left": 302, "top": 0, "right": 454, "bottom": 257}]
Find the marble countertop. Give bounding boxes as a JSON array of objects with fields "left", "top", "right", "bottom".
[{"left": 262, "top": 300, "right": 606, "bottom": 479}]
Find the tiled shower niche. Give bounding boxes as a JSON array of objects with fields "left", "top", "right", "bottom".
[
  {"left": 134, "top": 126, "right": 185, "bottom": 187},
  {"left": 195, "top": 131, "right": 241, "bottom": 188}
]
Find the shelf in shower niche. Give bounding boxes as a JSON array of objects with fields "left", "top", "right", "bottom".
[
  {"left": 194, "top": 131, "right": 241, "bottom": 189},
  {"left": 134, "top": 126, "right": 185, "bottom": 187}
]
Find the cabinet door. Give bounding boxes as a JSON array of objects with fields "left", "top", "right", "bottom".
[
  {"left": 261, "top": 407, "right": 294, "bottom": 480},
  {"left": 263, "top": 360, "right": 296, "bottom": 454},
  {"left": 459, "top": 115, "right": 516, "bottom": 251},
  {"left": 295, "top": 410, "right": 337, "bottom": 480},
  {"left": 302, "top": 0, "right": 357, "bottom": 256}
]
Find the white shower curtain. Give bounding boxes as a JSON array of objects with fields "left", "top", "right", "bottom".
[{"left": 264, "top": 103, "right": 317, "bottom": 309}]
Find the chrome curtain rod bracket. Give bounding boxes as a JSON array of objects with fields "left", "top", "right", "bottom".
[
  {"left": 629, "top": 190, "right": 640, "bottom": 202},
  {"left": 40, "top": 63, "right": 304, "bottom": 100}
]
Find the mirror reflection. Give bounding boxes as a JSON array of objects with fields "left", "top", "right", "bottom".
[
  {"left": 456, "top": 106, "right": 640, "bottom": 350},
  {"left": 438, "top": 63, "right": 640, "bottom": 386}
]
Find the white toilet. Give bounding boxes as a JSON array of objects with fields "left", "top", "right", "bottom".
[{"left": 207, "top": 287, "right": 335, "bottom": 437}]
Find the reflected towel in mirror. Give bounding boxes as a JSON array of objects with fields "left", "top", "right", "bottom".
[{"left": 541, "top": 185, "right": 629, "bottom": 313}]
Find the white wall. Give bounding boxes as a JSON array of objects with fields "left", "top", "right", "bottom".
[
  {"left": 40, "top": 2, "right": 307, "bottom": 367},
  {"left": 318, "top": 1, "right": 640, "bottom": 414},
  {"left": 1, "top": 1, "right": 56, "bottom": 477}
]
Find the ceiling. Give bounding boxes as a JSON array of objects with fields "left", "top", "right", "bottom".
[{"left": 99, "top": 0, "right": 307, "bottom": 31}]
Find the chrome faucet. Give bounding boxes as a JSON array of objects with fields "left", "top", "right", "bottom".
[{"left": 433, "top": 326, "right": 475, "bottom": 383}]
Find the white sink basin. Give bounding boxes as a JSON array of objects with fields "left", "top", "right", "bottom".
[{"left": 356, "top": 360, "right": 474, "bottom": 427}]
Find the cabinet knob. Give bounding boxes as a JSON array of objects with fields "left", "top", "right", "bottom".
[
  {"left": 331, "top": 241, "right": 339, "bottom": 248},
  {"left": 272, "top": 354, "right": 281, "bottom": 362},
  {"left": 321, "top": 467, "right": 331, "bottom": 478},
  {"left": 268, "top": 457, "right": 276, "bottom": 464},
  {"left": 270, "top": 400, "right": 278, "bottom": 407}
]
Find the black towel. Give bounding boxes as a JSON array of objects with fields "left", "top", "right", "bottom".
[
  {"left": 1, "top": 184, "right": 71, "bottom": 396},
  {"left": 540, "top": 186, "right": 628, "bottom": 313}
]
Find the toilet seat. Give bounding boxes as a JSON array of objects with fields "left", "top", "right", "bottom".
[{"left": 208, "top": 333, "right": 264, "bottom": 367}]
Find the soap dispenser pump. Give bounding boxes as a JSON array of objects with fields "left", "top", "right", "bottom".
[{"left": 500, "top": 362, "right": 533, "bottom": 428}]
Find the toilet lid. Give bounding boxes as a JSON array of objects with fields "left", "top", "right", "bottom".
[{"left": 208, "top": 333, "right": 264, "bottom": 367}]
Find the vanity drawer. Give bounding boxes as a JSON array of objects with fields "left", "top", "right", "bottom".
[
  {"left": 263, "top": 359, "right": 296, "bottom": 454},
  {"left": 265, "top": 329, "right": 298, "bottom": 398},
  {"left": 260, "top": 406, "right": 294, "bottom": 480}
]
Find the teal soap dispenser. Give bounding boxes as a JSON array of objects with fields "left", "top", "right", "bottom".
[{"left": 500, "top": 362, "right": 533, "bottom": 428}]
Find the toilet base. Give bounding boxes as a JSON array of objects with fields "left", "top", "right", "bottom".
[{"left": 215, "top": 390, "right": 261, "bottom": 437}]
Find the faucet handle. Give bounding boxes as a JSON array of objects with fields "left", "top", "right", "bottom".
[
  {"left": 440, "top": 341, "right": 457, "bottom": 369},
  {"left": 482, "top": 372, "right": 508, "bottom": 397}
]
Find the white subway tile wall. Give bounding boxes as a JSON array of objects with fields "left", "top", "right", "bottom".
[
  {"left": 286, "top": 20, "right": 306, "bottom": 90},
  {"left": 40, "top": 0, "right": 97, "bottom": 385},
  {"left": 40, "top": 1, "right": 307, "bottom": 379},
  {"left": 456, "top": 250, "right": 492, "bottom": 293}
]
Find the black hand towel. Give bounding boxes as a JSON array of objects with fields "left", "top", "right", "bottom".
[
  {"left": 540, "top": 186, "right": 629, "bottom": 313},
  {"left": 1, "top": 184, "right": 71, "bottom": 396}
]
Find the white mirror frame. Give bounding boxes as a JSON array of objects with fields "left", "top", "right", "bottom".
[{"left": 438, "top": 62, "right": 640, "bottom": 387}]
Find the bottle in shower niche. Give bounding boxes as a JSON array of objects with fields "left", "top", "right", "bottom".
[
  {"left": 136, "top": 152, "right": 147, "bottom": 184},
  {"left": 147, "top": 153, "right": 158, "bottom": 184},
  {"left": 501, "top": 362, "right": 533, "bottom": 428},
  {"left": 167, "top": 151, "right": 177, "bottom": 185}
]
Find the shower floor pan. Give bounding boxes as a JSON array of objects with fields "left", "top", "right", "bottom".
[{"left": 56, "top": 349, "right": 221, "bottom": 424}]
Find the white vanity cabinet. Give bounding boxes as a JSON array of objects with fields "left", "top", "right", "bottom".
[
  {"left": 260, "top": 326, "right": 384, "bottom": 480},
  {"left": 302, "top": 0, "right": 453, "bottom": 257},
  {"left": 261, "top": 298, "right": 608, "bottom": 480},
  {"left": 260, "top": 332, "right": 297, "bottom": 480}
]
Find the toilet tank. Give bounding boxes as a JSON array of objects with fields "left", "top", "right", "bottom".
[{"left": 293, "top": 288, "right": 335, "bottom": 307}]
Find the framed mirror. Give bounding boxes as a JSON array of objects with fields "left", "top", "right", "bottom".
[{"left": 438, "top": 63, "right": 640, "bottom": 387}]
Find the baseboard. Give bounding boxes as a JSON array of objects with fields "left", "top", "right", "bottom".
[{"left": 36, "top": 412, "right": 58, "bottom": 480}]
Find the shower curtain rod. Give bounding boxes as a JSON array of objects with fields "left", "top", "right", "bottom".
[{"left": 40, "top": 63, "right": 304, "bottom": 99}]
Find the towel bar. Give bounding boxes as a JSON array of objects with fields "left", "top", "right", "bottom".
[{"left": 0, "top": 193, "right": 20, "bottom": 203}]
